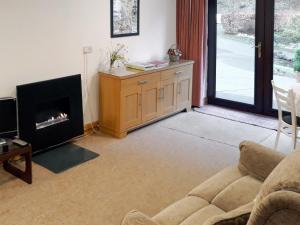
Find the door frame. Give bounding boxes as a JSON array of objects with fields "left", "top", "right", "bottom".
[
  {"left": 207, "top": 0, "right": 276, "bottom": 115},
  {"left": 263, "top": 0, "right": 276, "bottom": 116}
]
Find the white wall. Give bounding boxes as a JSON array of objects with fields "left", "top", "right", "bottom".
[{"left": 0, "top": 0, "right": 176, "bottom": 123}]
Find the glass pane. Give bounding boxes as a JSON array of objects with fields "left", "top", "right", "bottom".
[
  {"left": 273, "top": 0, "right": 300, "bottom": 109},
  {"left": 216, "top": 0, "right": 256, "bottom": 104}
]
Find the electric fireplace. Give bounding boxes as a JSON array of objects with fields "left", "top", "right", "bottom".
[
  {"left": 17, "top": 75, "right": 84, "bottom": 153},
  {"left": 35, "top": 97, "right": 70, "bottom": 130}
]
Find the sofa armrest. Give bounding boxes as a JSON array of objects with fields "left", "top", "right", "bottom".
[
  {"left": 238, "top": 141, "right": 284, "bottom": 181},
  {"left": 247, "top": 191, "right": 300, "bottom": 225},
  {"left": 121, "top": 210, "right": 159, "bottom": 225}
]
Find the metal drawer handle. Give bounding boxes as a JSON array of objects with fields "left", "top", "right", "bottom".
[
  {"left": 138, "top": 80, "right": 148, "bottom": 85},
  {"left": 175, "top": 71, "right": 183, "bottom": 75},
  {"left": 138, "top": 93, "right": 142, "bottom": 106},
  {"left": 159, "top": 88, "right": 165, "bottom": 99},
  {"left": 177, "top": 83, "right": 182, "bottom": 95}
]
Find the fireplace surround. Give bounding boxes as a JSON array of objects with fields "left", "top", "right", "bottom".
[{"left": 17, "top": 75, "right": 84, "bottom": 153}]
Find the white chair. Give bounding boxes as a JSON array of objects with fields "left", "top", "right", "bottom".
[{"left": 272, "top": 80, "right": 299, "bottom": 150}]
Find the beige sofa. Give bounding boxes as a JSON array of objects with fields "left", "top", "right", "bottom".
[{"left": 121, "top": 141, "right": 300, "bottom": 225}]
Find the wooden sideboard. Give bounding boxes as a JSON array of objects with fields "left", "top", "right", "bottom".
[{"left": 99, "top": 60, "right": 194, "bottom": 138}]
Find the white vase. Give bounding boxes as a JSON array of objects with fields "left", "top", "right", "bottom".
[{"left": 296, "top": 71, "right": 300, "bottom": 83}]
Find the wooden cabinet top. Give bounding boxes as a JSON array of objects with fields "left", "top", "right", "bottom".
[{"left": 99, "top": 60, "right": 194, "bottom": 80}]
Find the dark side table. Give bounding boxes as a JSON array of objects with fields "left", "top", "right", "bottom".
[{"left": 0, "top": 142, "right": 32, "bottom": 184}]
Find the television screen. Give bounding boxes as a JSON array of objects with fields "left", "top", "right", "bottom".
[{"left": 0, "top": 98, "right": 17, "bottom": 138}]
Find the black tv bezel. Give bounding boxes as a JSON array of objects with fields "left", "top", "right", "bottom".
[{"left": 0, "top": 97, "right": 17, "bottom": 139}]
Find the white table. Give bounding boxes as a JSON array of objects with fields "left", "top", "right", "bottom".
[
  {"left": 291, "top": 83, "right": 300, "bottom": 115},
  {"left": 292, "top": 83, "right": 300, "bottom": 95}
]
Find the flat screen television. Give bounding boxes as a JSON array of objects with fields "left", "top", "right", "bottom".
[{"left": 0, "top": 97, "right": 17, "bottom": 139}]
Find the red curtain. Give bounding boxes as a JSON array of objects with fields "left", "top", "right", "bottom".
[
  {"left": 177, "top": 0, "right": 207, "bottom": 107},
  {"left": 176, "top": 0, "right": 191, "bottom": 59}
]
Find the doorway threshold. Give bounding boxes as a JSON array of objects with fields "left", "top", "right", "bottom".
[{"left": 194, "top": 105, "right": 278, "bottom": 131}]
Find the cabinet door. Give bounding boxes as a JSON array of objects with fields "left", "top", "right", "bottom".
[
  {"left": 121, "top": 85, "right": 142, "bottom": 130},
  {"left": 160, "top": 77, "right": 177, "bottom": 115},
  {"left": 176, "top": 67, "right": 193, "bottom": 110},
  {"left": 141, "top": 77, "right": 161, "bottom": 122}
]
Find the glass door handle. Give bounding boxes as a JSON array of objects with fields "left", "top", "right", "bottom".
[{"left": 255, "top": 42, "right": 262, "bottom": 59}]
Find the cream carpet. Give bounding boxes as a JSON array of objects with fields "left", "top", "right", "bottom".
[
  {"left": 159, "top": 112, "right": 274, "bottom": 147},
  {"left": 0, "top": 112, "right": 280, "bottom": 225}
]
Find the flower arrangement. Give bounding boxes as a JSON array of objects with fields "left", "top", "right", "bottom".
[
  {"left": 167, "top": 45, "right": 182, "bottom": 62},
  {"left": 109, "top": 43, "right": 128, "bottom": 68}
]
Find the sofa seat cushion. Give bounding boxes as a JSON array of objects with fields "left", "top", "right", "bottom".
[
  {"left": 212, "top": 175, "right": 263, "bottom": 212},
  {"left": 153, "top": 196, "right": 209, "bottom": 225},
  {"left": 188, "top": 166, "right": 246, "bottom": 202},
  {"left": 180, "top": 205, "right": 225, "bottom": 225}
]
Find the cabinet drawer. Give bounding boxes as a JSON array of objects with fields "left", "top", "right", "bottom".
[
  {"left": 161, "top": 69, "right": 176, "bottom": 80},
  {"left": 121, "top": 72, "right": 161, "bottom": 89},
  {"left": 178, "top": 65, "right": 193, "bottom": 78},
  {"left": 161, "top": 65, "right": 193, "bottom": 81}
]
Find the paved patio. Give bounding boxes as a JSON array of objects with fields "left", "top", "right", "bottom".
[{"left": 216, "top": 26, "right": 296, "bottom": 106}]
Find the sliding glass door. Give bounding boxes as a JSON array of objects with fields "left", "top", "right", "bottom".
[
  {"left": 208, "top": 0, "right": 265, "bottom": 112},
  {"left": 215, "top": 0, "right": 256, "bottom": 105},
  {"left": 208, "top": 0, "right": 300, "bottom": 115},
  {"left": 272, "top": 0, "right": 300, "bottom": 109}
]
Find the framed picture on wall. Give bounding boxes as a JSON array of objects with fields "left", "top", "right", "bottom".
[{"left": 111, "top": 0, "right": 140, "bottom": 38}]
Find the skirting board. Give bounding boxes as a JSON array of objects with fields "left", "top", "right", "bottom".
[{"left": 84, "top": 121, "right": 99, "bottom": 134}]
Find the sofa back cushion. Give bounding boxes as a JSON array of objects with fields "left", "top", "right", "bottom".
[{"left": 238, "top": 141, "right": 284, "bottom": 181}]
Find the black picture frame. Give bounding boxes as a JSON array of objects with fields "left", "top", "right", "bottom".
[{"left": 110, "top": 0, "right": 140, "bottom": 38}]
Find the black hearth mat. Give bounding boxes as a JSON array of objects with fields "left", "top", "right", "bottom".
[{"left": 33, "top": 144, "right": 99, "bottom": 173}]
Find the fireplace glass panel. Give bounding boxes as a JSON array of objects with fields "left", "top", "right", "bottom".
[{"left": 35, "top": 97, "right": 70, "bottom": 130}]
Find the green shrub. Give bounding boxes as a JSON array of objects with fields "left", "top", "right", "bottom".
[
  {"left": 274, "top": 16, "right": 300, "bottom": 45},
  {"left": 294, "top": 49, "right": 300, "bottom": 72}
]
